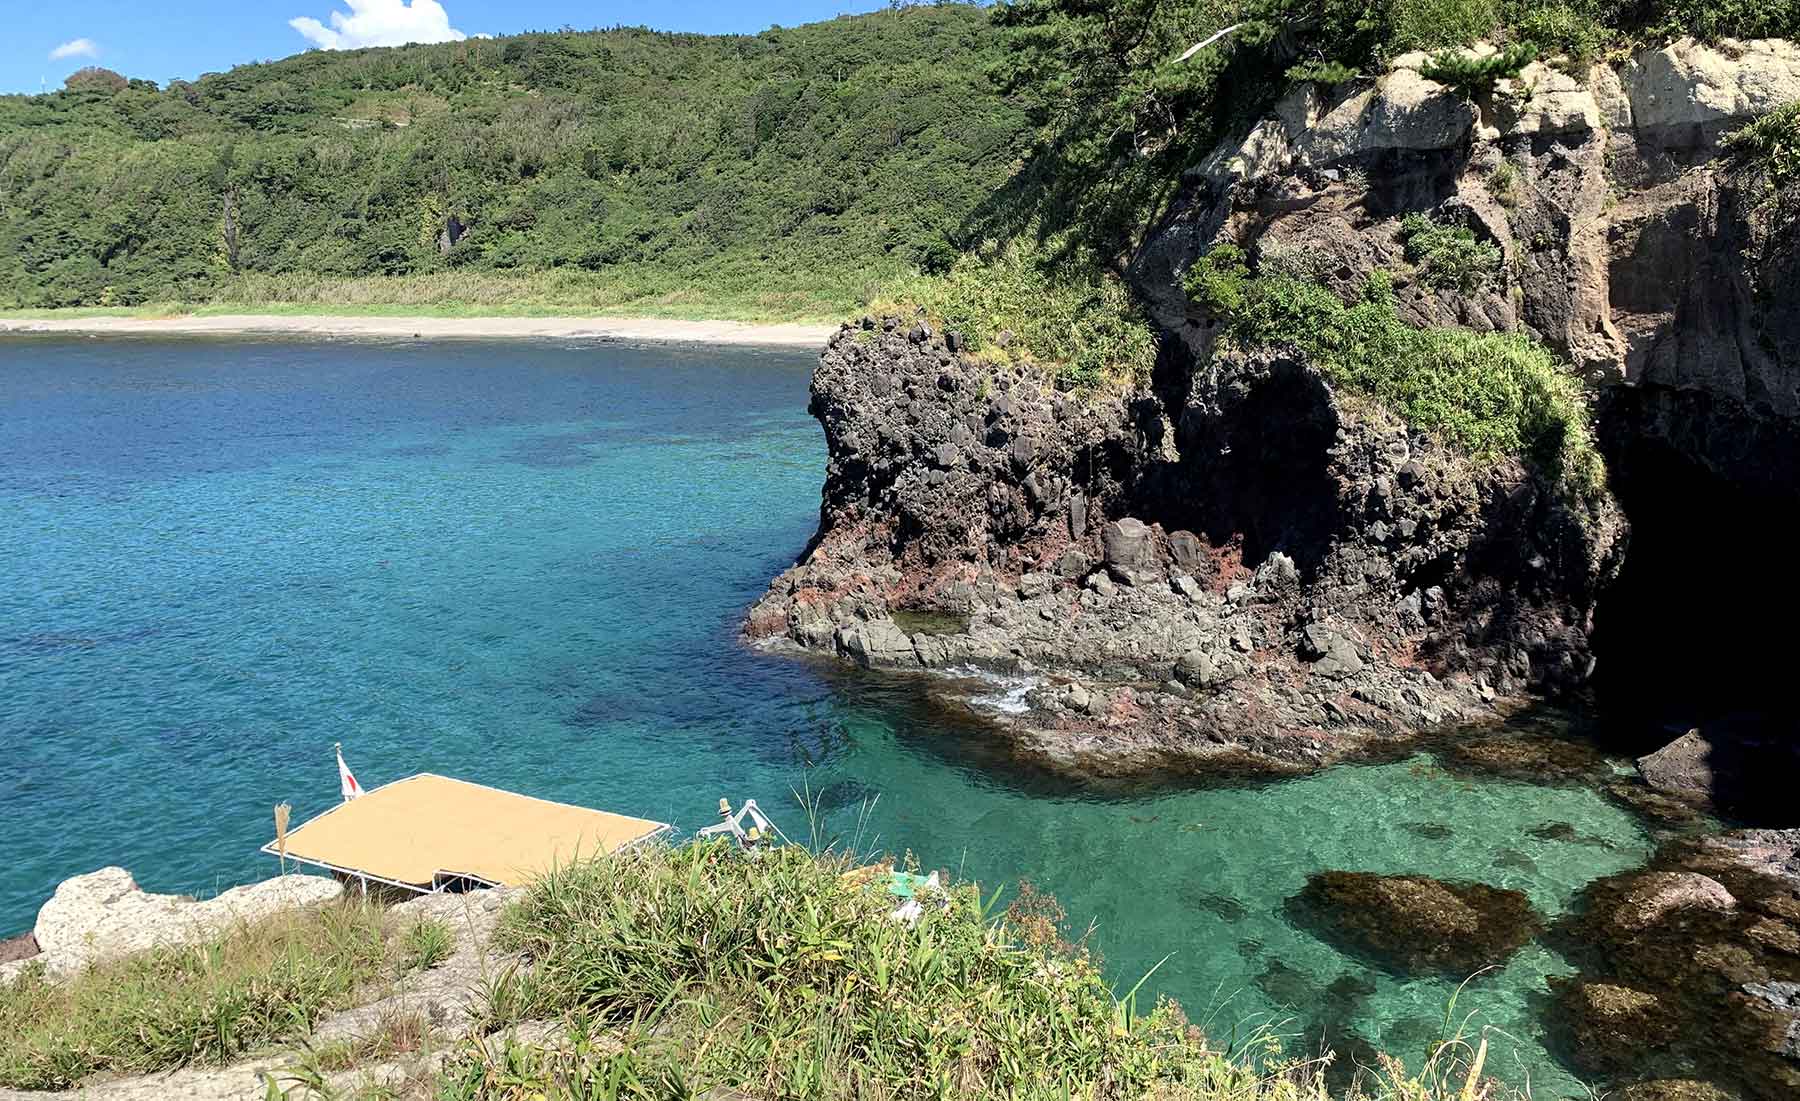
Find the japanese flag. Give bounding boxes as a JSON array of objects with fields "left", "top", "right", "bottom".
[{"left": 337, "top": 745, "right": 364, "bottom": 802}]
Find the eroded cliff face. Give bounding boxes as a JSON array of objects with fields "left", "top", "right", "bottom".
[
  {"left": 747, "top": 318, "right": 1621, "bottom": 776},
  {"left": 1129, "top": 36, "right": 1800, "bottom": 747},
  {"left": 748, "top": 37, "right": 1800, "bottom": 779},
  {"left": 1131, "top": 37, "right": 1800, "bottom": 392}
]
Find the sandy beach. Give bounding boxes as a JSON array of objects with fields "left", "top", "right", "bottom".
[{"left": 0, "top": 313, "right": 838, "bottom": 348}]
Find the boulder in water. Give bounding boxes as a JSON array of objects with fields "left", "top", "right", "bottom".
[
  {"left": 1553, "top": 832, "right": 1800, "bottom": 1100},
  {"left": 1593, "top": 871, "right": 1737, "bottom": 937},
  {"left": 1552, "top": 979, "right": 1681, "bottom": 1073},
  {"left": 1636, "top": 727, "right": 1800, "bottom": 824},
  {"left": 1287, "top": 870, "right": 1542, "bottom": 976}
]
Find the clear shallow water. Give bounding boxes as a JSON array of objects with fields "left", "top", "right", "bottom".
[{"left": 0, "top": 336, "right": 1649, "bottom": 1094}]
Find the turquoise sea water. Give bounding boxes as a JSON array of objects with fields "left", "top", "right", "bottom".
[{"left": 0, "top": 336, "right": 1650, "bottom": 1093}]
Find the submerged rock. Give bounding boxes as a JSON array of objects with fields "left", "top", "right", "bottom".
[
  {"left": 1605, "top": 778, "right": 1706, "bottom": 827},
  {"left": 1403, "top": 821, "right": 1453, "bottom": 841},
  {"left": 1612, "top": 1082, "right": 1740, "bottom": 1101},
  {"left": 1552, "top": 979, "right": 1680, "bottom": 1073},
  {"left": 1288, "top": 870, "right": 1542, "bottom": 976},
  {"left": 1553, "top": 831, "right": 1800, "bottom": 1100},
  {"left": 1607, "top": 871, "right": 1737, "bottom": 934},
  {"left": 1440, "top": 734, "right": 1608, "bottom": 784}
]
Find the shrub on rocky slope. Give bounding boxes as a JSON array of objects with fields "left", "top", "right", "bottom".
[{"left": 439, "top": 841, "right": 1519, "bottom": 1100}]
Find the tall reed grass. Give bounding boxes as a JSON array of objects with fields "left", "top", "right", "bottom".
[{"left": 0, "top": 900, "right": 390, "bottom": 1090}]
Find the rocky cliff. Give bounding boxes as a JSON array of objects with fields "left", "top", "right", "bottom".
[
  {"left": 747, "top": 314, "right": 1622, "bottom": 776},
  {"left": 1130, "top": 35, "right": 1800, "bottom": 749},
  {"left": 749, "top": 37, "right": 1800, "bottom": 780}
]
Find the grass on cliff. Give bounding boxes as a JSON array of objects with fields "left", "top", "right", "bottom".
[
  {"left": 436, "top": 840, "right": 1515, "bottom": 1101},
  {"left": 869, "top": 243, "right": 1159, "bottom": 388},
  {"left": 1725, "top": 99, "right": 1800, "bottom": 190},
  {"left": 1187, "top": 245, "right": 1605, "bottom": 500},
  {"left": 0, "top": 899, "right": 390, "bottom": 1090},
  {"left": 1399, "top": 214, "right": 1504, "bottom": 293}
]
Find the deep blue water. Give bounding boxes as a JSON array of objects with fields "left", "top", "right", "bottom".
[{"left": 0, "top": 336, "right": 1650, "bottom": 1093}]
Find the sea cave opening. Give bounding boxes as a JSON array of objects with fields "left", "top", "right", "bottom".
[{"left": 1592, "top": 387, "right": 1800, "bottom": 821}]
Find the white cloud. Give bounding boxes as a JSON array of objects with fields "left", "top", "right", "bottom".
[
  {"left": 290, "top": 0, "right": 466, "bottom": 51},
  {"left": 49, "top": 38, "right": 99, "bottom": 61}
]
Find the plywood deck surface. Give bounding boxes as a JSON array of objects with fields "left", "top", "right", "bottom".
[{"left": 270, "top": 774, "right": 667, "bottom": 887}]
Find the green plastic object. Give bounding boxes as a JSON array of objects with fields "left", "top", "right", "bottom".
[{"left": 886, "top": 871, "right": 934, "bottom": 899}]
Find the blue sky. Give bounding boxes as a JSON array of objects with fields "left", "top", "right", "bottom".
[{"left": 3, "top": 0, "right": 894, "bottom": 94}]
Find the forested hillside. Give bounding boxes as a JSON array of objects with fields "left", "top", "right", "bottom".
[
  {"left": 0, "top": 4, "right": 1026, "bottom": 315},
  {"left": 5, "top": 0, "right": 1793, "bottom": 328}
]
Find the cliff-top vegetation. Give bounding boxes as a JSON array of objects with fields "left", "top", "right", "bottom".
[
  {"left": 866, "top": 0, "right": 1798, "bottom": 386},
  {"left": 1187, "top": 247, "right": 1606, "bottom": 500}
]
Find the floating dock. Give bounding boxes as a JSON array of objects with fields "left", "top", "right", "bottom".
[{"left": 263, "top": 773, "right": 671, "bottom": 893}]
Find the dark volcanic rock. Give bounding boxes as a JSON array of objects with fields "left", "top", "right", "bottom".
[
  {"left": 748, "top": 318, "right": 1623, "bottom": 779},
  {"left": 1288, "top": 871, "right": 1542, "bottom": 977},
  {"left": 1100, "top": 517, "right": 1158, "bottom": 573},
  {"left": 747, "top": 45, "right": 1795, "bottom": 800},
  {"left": 1120, "top": 38, "right": 1800, "bottom": 798}
]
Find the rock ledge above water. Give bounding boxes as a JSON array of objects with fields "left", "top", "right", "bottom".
[{"left": 1, "top": 867, "right": 343, "bottom": 982}]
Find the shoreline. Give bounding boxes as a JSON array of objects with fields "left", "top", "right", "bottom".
[{"left": 0, "top": 313, "right": 837, "bottom": 348}]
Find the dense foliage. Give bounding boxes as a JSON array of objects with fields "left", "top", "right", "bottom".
[
  {"left": 985, "top": 0, "right": 1800, "bottom": 266},
  {"left": 1399, "top": 213, "right": 1503, "bottom": 292},
  {"left": 1186, "top": 246, "right": 1604, "bottom": 498},
  {"left": 1726, "top": 99, "right": 1800, "bottom": 188},
  {"left": 874, "top": 245, "right": 1159, "bottom": 386},
  {"left": 0, "top": 5, "right": 1028, "bottom": 313}
]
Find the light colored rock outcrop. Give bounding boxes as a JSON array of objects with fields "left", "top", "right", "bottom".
[
  {"left": 1294, "top": 71, "right": 1478, "bottom": 165},
  {"left": 11, "top": 867, "right": 342, "bottom": 979},
  {"left": 1195, "top": 37, "right": 1800, "bottom": 189},
  {"left": 0, "top": 887, "right": 519, "bottom": 1100},
  {"left": 1624, "top": 37, "right": 1800, "bottom": 148},
  {"left": 1490, "top": 60, "right": 1605, "bottom": 136}
]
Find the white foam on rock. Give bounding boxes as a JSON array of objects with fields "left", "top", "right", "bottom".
[{"left": 946, "top": 666, "right": 1041, "bottom": 715}]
